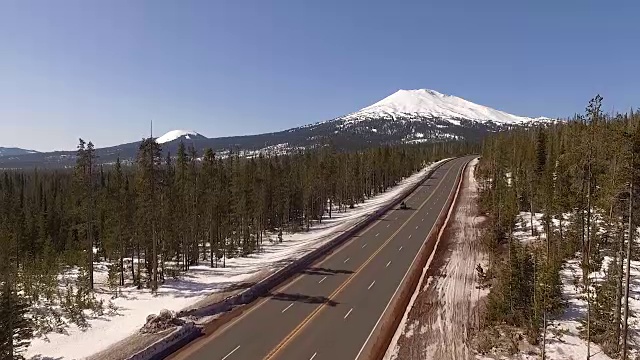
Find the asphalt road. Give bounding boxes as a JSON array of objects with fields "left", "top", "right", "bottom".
[{"left": 171, "top": 156, "right": 471, "bottom": 360}]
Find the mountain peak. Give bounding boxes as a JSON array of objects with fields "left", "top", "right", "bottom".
[
  {"left": 156, "top": 130, "right": 205, "bottom": 144},
  {"left": 342, "top": 88, "right": 551, "bottom": 125}
]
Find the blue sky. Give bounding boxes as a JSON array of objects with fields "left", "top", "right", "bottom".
[{"left": 1, "top": 0, "right": 638, "bottom": 151}]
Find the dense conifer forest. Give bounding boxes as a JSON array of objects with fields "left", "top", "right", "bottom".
[
  {"left": 0, "top": 140, "right": 473, "bottom": 358},
  {"left": 476, "top": 96, "right": 640, "bottom": 359}
]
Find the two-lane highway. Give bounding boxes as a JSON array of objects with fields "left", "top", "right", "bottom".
[{"left": 170, "top": 157, "right": 472, "bottom": 360}]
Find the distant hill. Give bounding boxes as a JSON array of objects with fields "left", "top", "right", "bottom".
[{"left": 0, "top": 147, "right": 39, "bottom": 157}]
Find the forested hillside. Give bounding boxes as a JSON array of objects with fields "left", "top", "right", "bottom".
[
  {"left": 0, "top": 139, "right": 473, "bottom": 358},
  {"left": 476, "top": 96, "right": 640, "bottom": 359}
]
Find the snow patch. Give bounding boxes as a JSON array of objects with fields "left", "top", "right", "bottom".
[{"left": 542, "top": 256, "right": 640, "bottom": 360}]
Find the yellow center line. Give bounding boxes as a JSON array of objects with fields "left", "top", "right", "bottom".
[{"left": 262, "top": 160, "right": 459, "bottom": 360}]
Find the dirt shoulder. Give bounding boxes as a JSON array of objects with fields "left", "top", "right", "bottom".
[{"left": 387, "top": 158, "right": 488, "bottom": 360}]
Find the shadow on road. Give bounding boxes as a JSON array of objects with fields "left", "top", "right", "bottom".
[
  {"left": 392, "top": 207, "right": 415, "bottom": 212},
  {"left": 265, "top": 292, "right": 339, "bottom": 307},
  {"left": 301, "top": 267, "right": 354, "bottom": 276}
]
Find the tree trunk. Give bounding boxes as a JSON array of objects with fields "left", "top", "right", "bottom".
[
  {"left": 529, "top": 179, "right": 535, "bottom": 236},
  {"left": 152, "top": 219, "right": 157, "bottom": 292},
  {"left": 210, "top": 214, "right": 214, "bottom": 268},
  {"left": 119, "top": 229, "right": 125, "bottom": 286},
  {"left": 615, "top": 222, "right": 624, "bottom": 352},
  {"left": 586, "top": 153, "right": 593, "bottom": 360},
  {"left": 7, "top": 282, "right": 15, "bottom": 359},
  {"left": 130, "top": 246, "right": 135, "bottom": 285},
  {"left": 136, "top": 240, "right": 141, "bottom": 289},
  {"left": 88, "top": 155, "right": 94, "bottom": 290},
  {"left": 151, "top": 150, "right": 157, "bottom": 292},
  {"left": 622, "top": 169, "right": 633, "bottom": 360},
  {"left": 508, "top": 226, "right": 514, "bottom": 313}
]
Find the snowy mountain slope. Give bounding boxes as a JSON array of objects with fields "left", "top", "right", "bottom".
[{"left": 339, "top": 89, "right": 551, "bottom": 126}]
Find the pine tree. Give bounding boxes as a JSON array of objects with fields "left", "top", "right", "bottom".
[
  {"left": 0, "top": 282, "right": 33, "bottom": 360},
  {"left": 135, "top": 138, "right": 163, "bottom": 290},
  {"left": 0, "top": 174, "right": 33, "bottom": 360},
  {"left": 202, "top": 148, "right": 218, "bottom": 267},
  {"left": 73, "top": 139, "right": 96, "bottom": 290},
  {"left": 621, "top": 120, "right": 639, "bottom": 360}
]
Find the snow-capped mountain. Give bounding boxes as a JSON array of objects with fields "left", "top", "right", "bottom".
[
  {"left": 295, "top": 88, "right": 553, "bottom": 147},
  {"left": 156, "top": 130, "right": 206, "bottom": 144},
  {"left": 0, "top": 89, "right": 553, "bottom": 168},
  {"left": 340, "top": 89, "right": 551, "bottom": 126}
]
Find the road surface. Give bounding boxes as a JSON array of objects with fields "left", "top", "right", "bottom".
[{"left": 170, "top": 156, "right": 471, "bottom": 360}]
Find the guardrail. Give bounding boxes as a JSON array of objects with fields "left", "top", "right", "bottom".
[
  {"left": 128, "top": 158, "right": 453, "bottom": 360},
  {"left": 125, "top": 323, "right": 200, "bottom": 360},
  {"left": 369, "top": 157, "right": 470, "bottom": 360}
]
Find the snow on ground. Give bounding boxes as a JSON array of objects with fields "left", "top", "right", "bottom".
[
  {"left": 25, "top": 159, "right": 451, "bottom": 360},
  {"left": 513, "top": 212, "right": 546, "bottom": 243},
  {"left": 513, "top": 211, "right": 574, "bottom": 244},
  {"left": 26, "top": 263, "right": 255, "bottom": 360},
  {"left": 543, "top": 255, "right": 640, "bottom": 360},
  {"left": 506, "top": 211, "right": 639, "bottom": 360},
  {"left": 386, "top": 157, "right": 489, "bottom": 360}
]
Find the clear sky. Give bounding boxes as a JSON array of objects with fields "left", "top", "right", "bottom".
[{"left": 1, "top": 0, "right": 638, "bottom": 151}]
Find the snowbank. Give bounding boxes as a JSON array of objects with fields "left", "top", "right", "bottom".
[{"left": 25, "top": 159, "right": 450, "bottom": 360}]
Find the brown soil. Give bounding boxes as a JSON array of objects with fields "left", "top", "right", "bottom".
[{"left": 392, "top": 160, "right": 487, "bottom": 360}]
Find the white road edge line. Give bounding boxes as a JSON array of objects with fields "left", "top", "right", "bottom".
[
  {"left": 221, "top": 345, "right": 240, "bottom": 360},
  {"left": 368, "top": 281, "right": 376, "bottom": 290},
  {"left": 318, "top": 276, "right": 327, "bottom": 284},
  {"left": 281, "top": 303, "right": 294, "bottom": 313},
  {"left": 354, "top": 158, "right": 466, "bottom": 360},
  {"left": 386, "top": 261, "right": 392, "bottom": 268},
  {"left": 344, "top": 308, "right": 353, "bottom": 319},
  {"left": 309, "top": 352, "right": 317, "bottom": 360}
]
